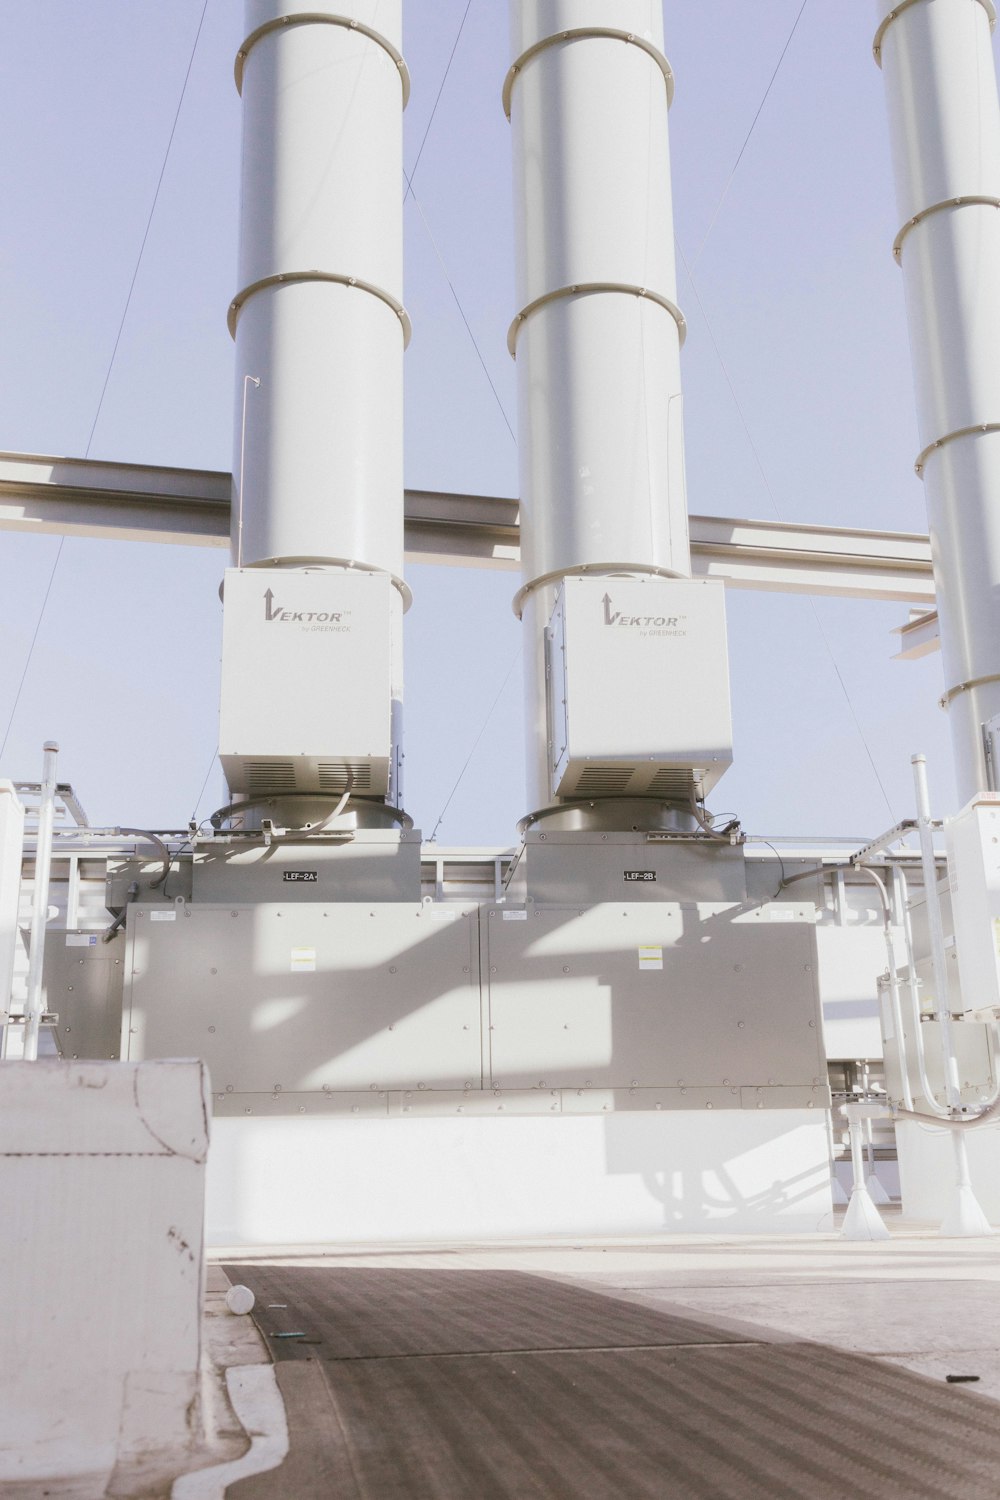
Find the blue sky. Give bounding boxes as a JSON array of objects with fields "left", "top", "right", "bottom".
[{"left": 0, "top": 2, "right": 976, "bottom": 843}]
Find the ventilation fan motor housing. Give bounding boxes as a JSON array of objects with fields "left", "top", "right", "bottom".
[
  {"left": 218, "top": 567, "right": 396, "bottom": 800},
  {"left": 544, "top": 575, "right": 733, "bottom": 804}
]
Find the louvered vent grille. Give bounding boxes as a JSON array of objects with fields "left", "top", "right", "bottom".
[
  {"left": 648, "top": 767, "right": 696, "bottom": 798},
  {"left": 318, "top": 762, "right": 372, "bottom": 791},
  {"left": 246, "top": 761, "right": 297, "bottom": 796},
  {"left": 575, "top": 766, "right": 634, "bottom": 796}
]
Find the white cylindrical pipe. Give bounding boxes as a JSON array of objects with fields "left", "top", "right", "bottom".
[
  {"left": 232, "top": 1, "right": 408, "bottom": 580},
  {"left": 507, "top": 1, "right": 691, "bottom": 812},
  {"left": 876, "top": 0, "right": 1000, "bottom": 802},
  {"left": 23, "top": 742, "right": 58, "bottom": 1063},
  {"left": 912, "top": 753, "right": 964, "bottom": 1109}
]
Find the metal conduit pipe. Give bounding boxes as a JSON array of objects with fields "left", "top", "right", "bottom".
[
  {"left": 506, "top": 1, "right": 692, "bottom": 818},
  {"left": 912, "top": 754, "right": 964, "bottom": 1106},
  {"left": 896, "top": 863, "right": 1000, "bottom": 1123},
  {"left": 875, "top": 0, "right": 1000, "bottom": 801},
  {"left": 857, "top": 864, "right": 917, "bottom": 1113},
  {"left": 22, "top": 742, "right": 58, "bottom": 1062}
]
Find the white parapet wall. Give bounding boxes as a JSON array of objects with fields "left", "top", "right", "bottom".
[
  {"left": 206, "top": 1110, "right": 834, "bottom": 1245},
  {"left": 0, "top": 1058, "right": 210, "bottom": 1490}
]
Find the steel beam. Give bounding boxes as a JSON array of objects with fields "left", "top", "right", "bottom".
[
  {"left": 0, "top": 452, "right": 231, "bottom": 547},
  {"left": 0, "top": 451, "right": 935, "bottom": 602},
  {"left": 893, "top": 608, "right": 941, "bottom": 660}
]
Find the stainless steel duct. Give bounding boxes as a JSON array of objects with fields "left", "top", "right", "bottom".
[
  {"left": 222, "top": 2, "right": 410, "bottom": 819},
  {"left": 876, "top": 0, "right": 1000, "bottom": 803},
  {"left": 506, "top": 1, "right": 730, "bottom": 827}
]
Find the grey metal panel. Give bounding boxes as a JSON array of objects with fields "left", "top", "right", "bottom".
[
  {"left": 484, "top": 902, "right": 825, "bottom": 1101},
  {"left": 740, "top": 1085, "right": 832, "bottom": 1110},
  {"left": 125, "top": 903, "right": 481, "bottom": 1094},
  {"left": 190, "top": 833, "right": 421, "bottom": 905},
  {"left": 560, "top": 1086, "right": 740, "bottom": 1113},
  {"left": 212, "top": 1083, "right": 834, "bottom": 1118},
  {"left": 524, "top": 834, "right": 748, "bottom": 904},
  {"left": 107, "top": 856, "right": 193, "bottom": 908},
  {"left": 387, "top": 1088, "right": 561, "bottom": 1117},
  {"left": 44, "top": 929, "right": 126, "bottom": 1060}
]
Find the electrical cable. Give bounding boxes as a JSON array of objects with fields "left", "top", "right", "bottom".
[
  {"left": 403, "top": 0, "right": 474, "bottom": 204},
  {"left": 117, "top": 828, "right": 172, "bottom": 889},
  {"left": 676, "top": 240, "right": 898, "bottom": 827},
  {"left": 691, "top": 0, "right": 810, "bottom": 271},
  {"left": 0, "top": 1, "right": 210, "bottom": 766},
  {"left": 208, "top": 789, "right": 358, "bottom": 834},
  {"left": 429, "top": 644, "right": 522, "bottom": 842},
  {"left": 299, "top": 774, "right": 355, "bottom": 834},
  {"left": 688, "top": 787, "right": 737, "bottom": 841},
  {"left": 0, "top": 546, "right": 65, "bottom": 763},
  {"left": 406, "top": 182, "right": 516, "bottom": 443},
  {"left": 759, "top": 839, "right": 788, "bottom": 900},
  {"left": 189, "top": 744, "right": 220, "bottom": 827},
  {"left": 399, "top": 4, "right": 523, "bottom": 832}
]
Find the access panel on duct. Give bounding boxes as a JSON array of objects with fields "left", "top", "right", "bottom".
[
  {"left": 219, "top": 568, "right": 394, "bottom": 798},
  {"left": 545, "top": 577, "right": 733, "bottom": 803}
]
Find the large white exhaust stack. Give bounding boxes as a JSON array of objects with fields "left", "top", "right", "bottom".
[
  {"left": 876, "top": 0, "right": 1000, "bottom": 804},
  {"left": 507, "top": 1, "right": 732, "bottom": 829},
  {"left": 219, "top": 1, "right": 410, "bottom": 821}
]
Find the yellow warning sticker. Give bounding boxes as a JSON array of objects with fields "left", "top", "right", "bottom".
[
  {"left": 639, "top": 945, "right": 663, "bottom": 971},
  {"left": 291, "top": 946, "right": 316, "bottom": 973}
]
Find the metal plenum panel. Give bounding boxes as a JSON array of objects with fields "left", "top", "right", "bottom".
[
  {"left": 190, "top": 833, "right": 422, "bottom": 905},
  {"left": 123, "top": 903, "right": 482, "bottom": 1095},
  {"left": 483, "top": 902, "right": 827, "bottom": 1099},
  {"left": 46, "top": 930, "right": 126, "bottom": 1061}
]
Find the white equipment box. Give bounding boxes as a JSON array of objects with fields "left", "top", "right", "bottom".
[
  {"left": 946, "top": 794, "right": 1000, "bottom": 1016},
  {"left": 219, "top": 567, "right": 394, "bottom": 798},
  {"left": 545, "top": 576, "right": 733, "bottom": 801}
]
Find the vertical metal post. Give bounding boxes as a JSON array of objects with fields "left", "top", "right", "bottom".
[
  {"left": 236, "top": 373, "right": 260, "bottom": 569},
  {"left": 911, "top": 753, "right": 963, "bottom": 1109},
  {"left": 849, "top": 1114, "right": 867, "bottom": 1195},
  {"left": 23, "top": 741, "right": 58, "bottom": 1062}
]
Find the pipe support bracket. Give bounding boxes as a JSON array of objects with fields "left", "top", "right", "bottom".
[
  {"left": 939, "top": 671, "right": 1000, "bottom": 708},
  {"left": 503, "top": 27, "right": 674, "bottom": 119},
  {"left": 873, "top": 0, "right": 996, "bottom": 67},
  {"left": 228, "top": 270, "right": 411, "bottom": 344},
  {"left": 507, "top": 283, "right": 685, "bottom": 359},
  {"left": 914, "top": 421, "right": 1000, "bottom": 477},
  {"left": 235, "top": 12, "right": 410, "bottom": 103},
  {"left": 232, "top": 557, "right": 413, "bottom": 611},
  {"left": 893, "top": 196, "right": 1000, "bottom": 262},
  {"left": 512, "top": 562, "right": 687, "bottom": 619}
]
